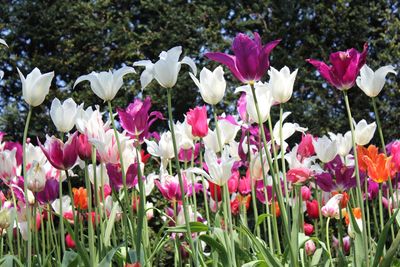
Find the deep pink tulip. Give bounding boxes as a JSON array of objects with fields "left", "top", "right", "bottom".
[
  {"left": 301, "top": 186, "right": 311, "bottom": 201},
  {"left": 306, "top": 43, "right": 368, "bottom": 90},
  {"left": 106, "top": 163, "right": 138, "bottom": 191},
  {"left": 304, "top": 223, "right": 314, "bottom": 236},
  {"left": 186, "top": 106, "right": 208, "bottom": 138},
  {"left": 205, "top": 32, "right": 280, "bottom": 83},
  {"left": 117, "top": 96, "right": 163, "bottom": 143},
  {"left": 77, "top": 133, "right": 92, "bottom": 161},
  {"left": 287, "top": 167, "right": 311, "bottom": 184},
  {"left": 155, "top": 174, "right": 192, "bottom": 202},
  {"left": 38, "top": 132, "right": 78, "bottom": 170},
  {"left": 178, "top": 143, "right": 200, "bottom": 162},
  {"left": 298, "top": 134, "right": 315, "bottom": 158}
]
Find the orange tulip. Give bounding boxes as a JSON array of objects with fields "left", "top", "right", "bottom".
[
  {"left": 72, "top": 187, "right": 88, "bottom": 210},
  {"left": 363, "top": 154, "right": 392, "bottom": 183},
  {"left": 357, "top": 145, "right": 378, "bottom": 172},
  {"left": 344, "top": 207, "right": 362, "bottom": 225}
]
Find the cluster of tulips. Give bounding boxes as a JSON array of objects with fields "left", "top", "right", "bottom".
[{"left": 0, "top": 32, "right": 399, "bottom": 267}]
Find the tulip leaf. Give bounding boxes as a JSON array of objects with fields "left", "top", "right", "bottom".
[
  {"left": 311, "top": 248, "right": 323, "bottom": 266},
  {"left": 372, "top": 208, "right": 400, "bottom": 267},
  {"left": 98, "top": 242, "right": 125, "bottom": 267},
  {"left": 166, "top": 221, "right": 209, "bottom": 233},
  {"left": 242, "top": 260, "right": 268, "bottom": 267},
  {"left": 255, "top": 213, "right": 272, "bottom": 228},
  {"left": 64, "top": 221, "right": 90, "bottom": 267},
  {"left": 198, "top": 234, "right": 229, "bottom": 265},
  {"left": 103, "top": 200, "right": 119, "bottom": 247},
  {"left": 380, "top": 229, "right": 400, "bottom": 267},
  {"left": 0, "top": 255, "right": 24, "bottom": 267},
  {"left": 61, "top": 250, "right": 80, "bottom": 267}
]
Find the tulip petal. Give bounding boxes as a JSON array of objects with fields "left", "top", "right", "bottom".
[
  {"left": 205, "top": 52, "right": 245, "bottom": 83},
  {"left": 0, "top": 38, "right": 8, "bottom": 47},
  {"left": 181, "top": 56, "right": 197, "bottom": 75}
]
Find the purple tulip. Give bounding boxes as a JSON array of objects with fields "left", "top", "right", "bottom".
[
  {"left": 307, "top": 43, "right": 368, "bottom": 90},
  {"left": 316, "top": 156, "right": 364, "bottom": 192},
  {"left": 37, "top": 178, "right": 60, "bottom": 204},
  {"left": 205, "top": 32, "right": 280, "bottom": 84},
  {"left": 117, "top": 96, "right": 164, "bottom": 143},
  {"left": 38, "top": 132, "right": 78, "bottom": 170},
  {"left": 106, "top": 162, "right": 138, "bottom": 191}
]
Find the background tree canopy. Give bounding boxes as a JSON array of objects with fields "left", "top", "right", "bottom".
[{"left": 0, "top": 0, "right": 399, "bottom": 142}]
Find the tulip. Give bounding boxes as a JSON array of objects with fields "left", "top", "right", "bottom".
[
  {"left": 301, "top": 186, "right": 311, "bottom": 201},
  {"left": 287, "top": 167, "right": 311, "bottom": 184},
  {"left": 134, "top": 46, "right": 196, "bottom": 89},
  {"left": 304, "top": 223, "right": 314, "bottom": 236},
  {"left": 205, "top": 32, "right": 280, "bottom": 83},
  {"left": 218, "top": 115, "right": 241, "bottom": 145},
  {"left": 3, "top": 141, "right": 23, "bottom": 166},
  {"left": 321, "top": 194, "right": 343, "bottom": 219},
  {"left": 87, "top": 163, "right": 110, "bottom": 189},
  {"left": 106, "top": 163, "right": 138, "bottom": 191},
  {"left": 144, "top": 132, "right": 175, "bottom": 164},
  {"left": 0, "top": 148, "right": 17, "bottom": 180},
  {"left": 235, "top": 81, "right": 274, "bottom": 123},
  {"left": 26, "top": 161, "right": 46, "bottom": 192},
  {"left": 356, "top": 64, "right": 397, "bottom": 97},
  {"left": 297, "top": 134, "right": 316, "bottom": 158},
  {"left": 272, "top": 112, "right": 307, "bottom": 147},
  {"left": 363, "top": 153, "right": 392, "bottom": 183},
  {"left": 269, "top": 66, "right": 298, "bottom": 103},
  {"left": 306, "top": 200, "right": 320, "bottom": 219},
  {"left": 0, "top": 208, "right": 12, "bottom": 230},
  {"left": 306, "top": 43, "right": 368, "bottom": 90},
  {"left": 72, "top": 187, "right": 88, "bottom": 210},
  {"left": 328, "top": 131, "right": 352, "bottom": 157},
  {"left": 38, "top": 132, "right": 78, "bottom": 170},
  {"left": 50, "top": 98, "right": 78, "bottom": 133},
  {"left": 154, "top": 173, "right": 192, "bottom": 202},
  {"left": 353, "top": 119, "right": 376, "bottom": 146},
  {"left": 74, "top": 66, "right": 135, "bottom": 101},
  {"left": 250, "top": 151, "right": 269, "bottom": 180},
  {"left": 117, "top": 96, "right": 163, "bottom": 142},
  {"left": 17, "top": 67, "right": 54, "bottom": 107},
  {"left": 36, "top": 178, "right": 59, "bottom": 204},
  {"left": 204, "top": 147, "right": 235, "bottom": 186},
  {"left": 186, "top": 106, "right": 208, "bottom": 138},
  {"left": 313, "top": 135, "right": 338, "bottom": 163},
  {"left": 89, "top": 129, "right": 130, "bottom": 164},
  {"left": 189, "top": 66, "right": 226, "bottom": 105},
  {"left": 305, "top": 240, "right": 316, "bottom": 256},
  {"left": 65, "top": 234, "right": 76, "bottom": 248},
  {"left": 76, "top": 133, "right": 92, "bottom": 161}
]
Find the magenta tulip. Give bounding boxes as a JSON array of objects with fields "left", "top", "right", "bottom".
[
  {"left": 117, "top": 96, "right": 163, "bottom": 143},
  {"left": 306, "top": 43, "right": 368, "bottom": 90},
  {"left": 38, "top": 132, "right": 78, "bottom": 170},
  {"left": 186, "top": 106, "right": 208, "bottom": 138},
  {"left": 205, "top": 32, "right": 280, "bottom": 84}
]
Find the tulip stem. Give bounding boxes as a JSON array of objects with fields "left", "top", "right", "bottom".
[
  {"left": 166, "top": 88, "right": 197, "bottom": 266},
  {"left": 22, "top": 105, "right": 33, "bottom": 266},
  {"left": 135, "top": 146, "right": 146, "bottom": 264},
  {"left": 326, "top": 217, "right": 334, "bottom": 267},
  {"left": 343, "top": 91, "right": 369, "bottom": 265},
  {"left": 84, "top": 161, "right": 96, "bottom": 267},
  {"left": 249, "top": 83, "right": 295, "bottom": 265},
  {"left": 279, "top": 104, "right": 290, "bottom": 210},
  {"left": 371, "top": 97, "right": 386, "bottom": 154}
]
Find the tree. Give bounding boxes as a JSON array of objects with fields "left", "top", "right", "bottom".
[{"left": 0, "top": 0, "right": 399, "bottom": 143}]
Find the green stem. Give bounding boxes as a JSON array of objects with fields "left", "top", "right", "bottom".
[
  {"left": 135, "top": 146, "right": 146, "bottom": 263},
  {"left": 22, "top": 106, "right": 33, "bottom": 266},
  {"left": 84, "top": 162, "right": 96, "bottom": 267},
  {"left": 326, "top": 217, "right": 333, "bottom": 267},
  {"left": 166, "top": 88, "right": 197, "bottom": 266},
  {"left": 279, "top": 104, "right": 290, "bottom": 210},
  {"left": 343, "top": 91, "right": 369, "bottom": 264}
]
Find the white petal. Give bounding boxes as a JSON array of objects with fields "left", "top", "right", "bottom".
[{"left": 181, "top": 56, "right": 197, "bottom": 75}]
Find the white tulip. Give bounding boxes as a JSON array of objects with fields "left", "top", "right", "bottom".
[
  {"left": 269, "top": 66, "right": 298, "bottom": 103},
  {"left": 76, "top": 109, "right": 108, "bottom": 139},
  {"left": 26, "top": 161, "right": 46, "bottom": 192},
  {"left": 203, "top": 129, "right": 220, "bottom": 153},
  {"left": 313, "top": 135, "right": 338, "bottom": 163},
  {"left": 0, "top": 149, "right": 17, "bottom": 180},
  {"left": 353, "top": 119, "right": 376, "bottom": 146},
  {"left": 87, "top": 163, "right": 110, "bottom": 188},
  {"left": 74, "top": 66, "right": 135, "bottom": 101},
  {"left": 189, "top": 66, "right": 226, "bottom": 105},
  {"left": 144, "top": 132, "right": 175, "bottom": 162},
  {"left": 235, "top": 81, "right": 274, "bottom": 123},
  {"left": 356, "top": 64, "right": 397, "bottom": 97},
  {"left": 218, "top": 115, "right": 240, "bottom": 145},
  {"left": 134, "top": 46, "right": 197, "bottom": 89},
  {"left": 273, "top": 112, "right": 307, "bottom": 147},
  {"left": 50, "top": 98, "right": 78, "bottom": 133},
  {"left": 17, "top": 67, "right": 54, "bottom": 107},
  {"left": 328, "top": 131, "right": 352, "bottom": 157}
]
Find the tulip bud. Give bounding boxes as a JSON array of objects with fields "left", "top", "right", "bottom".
[
  {"left": 298, "top": 134, "right": 315, "bottom": 158},
  {"left": 305, "top": 240, "right": 316, "bottom": 256},
  {"left": 50, "top": 98, "right": 78, "bottom": 133},
  {"left": 301, "top": 186, "right": 311, "bottom": 201},
  {"left": 65, "top": 234, "right": 76, "bottom": 248},
  {"left": 189, "top": 66, "right": 226, "bottom": 105},
  {"left": 26, "top": 161, "right": 46, "bottom": 192},
  {"left": 0, "top": 208, "right": 12, "bottom": 230},
  {"left": 18, "top": 68, "right": 54, "bottom": 107},
  {"left": 269, "top": 66, "right": 298, "bottom": 103},
  {"left": 304, "top": 223, "right": 314, "bottom": 236}
]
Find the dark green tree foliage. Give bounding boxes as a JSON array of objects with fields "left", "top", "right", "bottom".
[{"left": 0, "top": 0, "right": 399, "bottom": 142}]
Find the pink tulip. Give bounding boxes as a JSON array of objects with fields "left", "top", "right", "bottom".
[
  {"left": 287, "top": 167, "right": 311, "bottom": 184},
  {"left": 186, "top": 106, "right": 208, "bottom": 138},
  {"left": 298, "top": 134, "right": 315, "bottom": 158},
  {"left": 307, "top": 43, "right": 368, "bottom": 90},
  {"left": 65, "top": 234, "right": 76, "bottom": 248},
  {"left": 77, "top": 133, "right": 92, "bottom": 161},
  {"left": 304, "top": 223, "right": 314, "bottom": 236},
  {"left": 321, "top": 194, "right": 343, "bottom": 219},
  {"left": 38, "top": 132, "right": 78, "bottom": 170},
  {"left": 305, "top": 240, "right": 316, "bottom": 256},
  {"left": 301, "top": 186, "right": 311, "bottom": 201},
  {"left": 205, "top": 32, "right": 280, "bottom": 84}
]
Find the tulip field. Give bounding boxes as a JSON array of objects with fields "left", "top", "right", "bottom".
[{"left": 1, "top": 32, "right": 400, "bottom": 266}]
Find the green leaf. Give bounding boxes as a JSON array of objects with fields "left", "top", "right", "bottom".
[
  {"left": 372, "top": 208, "right": 400, "bottom": 267},
  {"left": 199, "top": 234, "right": 229, "bottom": 265},
  {"left": 0, "top": 255, "right": 24, "bottom": 267},
  {"left": 255, "top": 213, "right": 272, "bottom": 228},
  {"left": 62, "top": 250, "right": 80, "bottom": 267},
  {"left": 166, "top": 221, "right": 209, "bottom": 233},
  {"left": 98, "top": 242, "right": 126, "bottom": 267},
  {"left": 64, "top": 220, "right": 90, "bottom": 267},
  {"left": 242, "top": 260, "right": 268, "bottom": 267},
  {"left": 103, "top": 200, "right": 119, "bottom": 247},
  {"left": 311, "top": 248, "right": 323, "bottom": 266}
]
